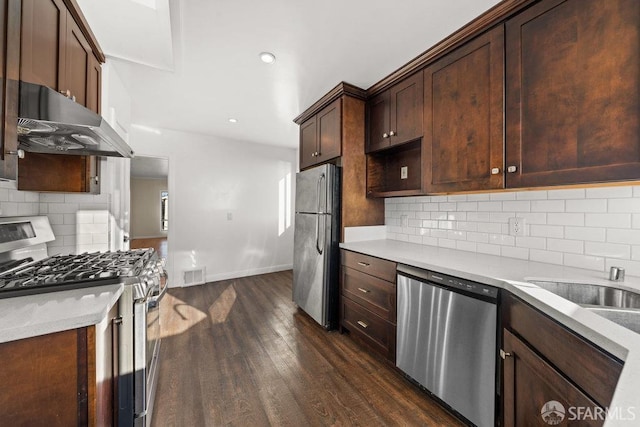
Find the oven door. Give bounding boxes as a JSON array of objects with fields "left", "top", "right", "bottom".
[{"left": 143, "top": 271, "right": 168, "bottom": 426}]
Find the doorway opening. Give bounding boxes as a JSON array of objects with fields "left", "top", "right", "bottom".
[{"left": 129, "top": 156, "right": 169, "bottom": 260}]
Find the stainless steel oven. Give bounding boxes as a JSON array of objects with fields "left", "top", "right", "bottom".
[{"left": 119, "top": 252, "right": 168, "bottom": 427}]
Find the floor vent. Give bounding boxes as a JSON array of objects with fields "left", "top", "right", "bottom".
[{"left": 183, "top": 268, "right": 206, "bottom": 286}]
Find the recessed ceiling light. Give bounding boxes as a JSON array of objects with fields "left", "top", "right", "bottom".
[
  {"left": 228, "top": 118, "right": 238, "bottom": 123},
  {"left": 259, "top": 52, "right": 276, "bottom": 64}
]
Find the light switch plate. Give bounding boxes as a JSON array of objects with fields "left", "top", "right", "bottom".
[{"left": 401, "top": 166, "right": 408, "bottom": 180}]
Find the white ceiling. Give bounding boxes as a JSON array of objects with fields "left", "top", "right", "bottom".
[{"left": 77, "top": 0, "right": 501, "bottom": 149}]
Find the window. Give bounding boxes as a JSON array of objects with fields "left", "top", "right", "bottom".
[{"left": 161, "top": 191, "right": 168, "bottom": 231}]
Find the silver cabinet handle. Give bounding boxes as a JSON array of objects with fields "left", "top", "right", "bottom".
[
  {"left": 357, "top": 261, "right": 370, "bottom": 267},
  {"left": 491, "top": 167, "right": 500, "bottom": 175},
  {"left": 311, "top": 152, "right": 316, "bottom": 157},
  {"left": 357, "top": 320, "right": 369, "bottom": 329},
  {"left": 357, "top": 287, "right": 370, "bottom": 294},
  {"left": 316, "top": 151, "right": 320, "bottom": 156},
  {"left": 500, "top": 349, "right": 513, "bottom": 359},
  {"left": 389, "top": 131, "right": 396, "bottom": 136},
  {"left": 382, "top": 133, "right": 389, "bottom": 138},
  {"left": 6, "top": 149, "right": 25, "bottom": 159},
  {"left": 507, "top": 166, "right": 517, "bottom": 173}
]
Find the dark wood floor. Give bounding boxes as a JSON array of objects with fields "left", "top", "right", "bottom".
[{"left": 152, "top": 270, "right": 463, "bottom": 426}]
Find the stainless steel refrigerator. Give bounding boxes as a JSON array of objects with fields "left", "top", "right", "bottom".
[{"left": 293, "top": 163, "right": 340, "bottom": 329}]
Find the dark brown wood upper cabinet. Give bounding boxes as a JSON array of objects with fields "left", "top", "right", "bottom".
[
  {"left": 366, "top": 72, "right": 423, "bottom": 153},
  {"left": 18, "top": 0, "right": 103, "bottom": 192},
  {"left": 0, "top": 0, "right": 21, "bottom": 181},
  {"left": 424, "top": 26, "right": 504, "bottom": 193},
  {"left": 505, "top": 0, "right": 640, "bottom": 188},
  {"left": 298, "top": 98, "right": 341, "bottom": 170}
]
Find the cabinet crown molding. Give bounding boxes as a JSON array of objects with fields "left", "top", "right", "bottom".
[{"left": 294, "top": 81, "right": 366, "bottom": 125}]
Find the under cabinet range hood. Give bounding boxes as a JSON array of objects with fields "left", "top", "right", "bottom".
[{"left": 17, "top": 82, "right": 134, "bottom": 158}]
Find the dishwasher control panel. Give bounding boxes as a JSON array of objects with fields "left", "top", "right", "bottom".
[{"left": 427, "top": 271, "right": 499, "bottom": 299}]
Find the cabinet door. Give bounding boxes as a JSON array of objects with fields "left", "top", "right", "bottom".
[
  {"left": 64, "top": 12, "right": 91, "bottom": 107},
  {"left": 505, "top": 0, "right": 640, "bottom": 187},
  {"left": 366, "top": 90, "right": 390, "bottom": 152},
  {"left": 0, "top": 328, "right": 88, "bottom": 425},
  {"left": 389, "top": 71, "right": 423, "bottom": 147},
  {"left": 299, "top": 116, "right": 317, "bottom": 170},
  {"left": 18, "top": 153, "right": 97, "bottom": 193},
  {"left": 86, "top": 54, "right": 101, "bottom": 114},
  {"left": 503, "top": 329, "right": 603, "bottom": 427},
  {"left": 316, "top": 98, "right": 341, "bottom": 163},
  {"left": 424, "top": 26, "right": 504, "bottom": 193},
  {"left": 20, "top": 0, "right": 66, "bottom": 90},
  {"left": 0, "top": 0, "right": 20, "bottom": 180}
]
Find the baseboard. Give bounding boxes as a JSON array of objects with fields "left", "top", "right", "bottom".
[
  {"left": 201, "top": 264, "right": 293, "bottom": 284},
  {"left": 131, "top": 235, "right": 167, "bottom": 240}
]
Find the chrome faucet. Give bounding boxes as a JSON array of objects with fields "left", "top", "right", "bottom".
[{"left": 609, "top": 266, "right": 625, "bottom": 282}]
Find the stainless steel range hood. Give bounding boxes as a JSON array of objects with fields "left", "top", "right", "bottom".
[{"left": 17, "top": 81, "right": 135, "bottom": 158}]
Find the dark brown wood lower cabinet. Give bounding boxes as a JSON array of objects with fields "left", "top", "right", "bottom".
[
  {"left": 503, "top": 329, "right": 603, "bottom": 427},
  {"left": 0, "top": 304, "right": 118, "bottom": 425}
]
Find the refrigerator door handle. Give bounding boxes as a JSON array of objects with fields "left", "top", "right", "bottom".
[{"left": 315, "top": 173, "right": 325, "bottom": 254}]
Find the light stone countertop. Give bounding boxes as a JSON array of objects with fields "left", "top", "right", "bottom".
[
  {"left": 340, "top": 239, "right": 640, "bottom": 427},
  {"left": 0, "top": 284, "right": 124, "bottom": 344}
]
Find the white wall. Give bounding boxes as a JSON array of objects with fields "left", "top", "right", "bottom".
[
  {"left": 130, "top": 177, "right": 168, "bottom": 238},
  {"left": 386, "top": 185, "right": 640, "bottom": 277},
  {"left": 129, "top": 127, "right": 296, "bottom": 287}
]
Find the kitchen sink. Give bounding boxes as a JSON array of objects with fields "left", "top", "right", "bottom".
[
  {"left": 528, "top": 280, "right": 640, "bottom": 309},
  {"left": 528, "top": 280, "right": 640, "bottom": 333}
]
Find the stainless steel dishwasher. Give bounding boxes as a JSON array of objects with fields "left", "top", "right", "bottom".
[{"left": 396, "top": 265, "right": 498, "bottom": 427}]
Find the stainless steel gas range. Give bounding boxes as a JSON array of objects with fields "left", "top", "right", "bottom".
[{"left": 0, "top": 216, "right": 167, "bottom": 426}]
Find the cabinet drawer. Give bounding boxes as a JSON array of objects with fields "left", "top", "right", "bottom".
[
  {"left": 341, "top": 298, "right": 395, "bottom": 361},
  {"left": 503, "top": 293, "right": 623, "bottom": 408},
  {"left": 341, "top": 250, "right": 396, "bottom": 283},
  {"left": 342, "top": 267, "right": 395, "bottom": 322}
]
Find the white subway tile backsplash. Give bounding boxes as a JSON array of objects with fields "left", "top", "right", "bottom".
[
  {"left": 548, "top": 213, "right": 584, "bottom": 226},
  {"left": 532, "top": 200, "right": 565, "bottom": 212},
  {"left": 530, "top": 224, "right": 564, "bottom": 238},
  {"left": 478, "top": 201, "right": 502, "bottom": 211},
  {"left": 608, "top": 198, "right": 640, "bottom": 213},
  {"left": 585, "top": 213, "right": 632, "bottom": 228},
  {"left": 467, "top": 232, "right": 490, "bottom": 243},
  {"left": 564, "top": 254, "right": 605, "bottom": 271},
  {"left": 48, "top": 214, "right": 64, "bottom": 225},
  {"left": 456, "top": 202, "right": 478, "bottom": 211},
  {"left": 385, "top": 185, "right": 640, "bottom": 275},
  {"left": 516, "top": 190, "right": 548, "bottom": 200},
  {"left": 0, "top": 188, "right": 9, "bottom": 202},
  {"left": 48, "top": 203, "right": 80, "bottom": 214},
  {"left": 587, "top": 186, "right": 633, "bottom": 199},
  {"left": 607, "top": 229, "right": 640, "bottom": 245},
  {"left": 467, "top": 194, "right": 491, "bottom": 201},
  {"left": 490, "top": 192, "right": 516, "bottom": 201},
  {"left": 516, "top": 236, "right": 546, "bottom": 249},
  {"left": 530, "top": 249, "right": 563, "bottom": 265},
  {"left": 39, "top": 193, "right": 64, "bottom": 203},
  {"left": 548, "top": 188, "right": 585, "bottom": 199},
  {"left": 585, "top": 242, "right": 630, "bottom": 260},
  {"left": 566, "top": 199, "right": 607, "bottom": 213},
  {"left": 477, "top": 243, "right": 501, "bottom": 256},
  {"left": 503, "top": 201, "right": 531, "bottom": 212},
  {"left": 547, "top": 238, "right": 584, "bottom": 254},
  {"left": 490, "top": 234, "right": 515, "bottom": 246},
  {"left": 564, "top": 226, "right": 606, "bottom": 242},
  {"left": 2, "top": 202, "right": 17, "bottom": 216}
]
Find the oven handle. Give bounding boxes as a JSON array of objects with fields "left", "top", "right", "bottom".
[{"left": 148, "top": 270, "right": 169, "bottom": 306}]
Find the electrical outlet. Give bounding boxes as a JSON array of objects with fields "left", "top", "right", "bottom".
[
  {"left": 227, "top": 212, "right": 233, "bottom": 221},
  {"left": 509, "top": 217, "right": 527, "bottom": 236},
  {"left": 401, "top": 166, "right": 408, "bottom": 180},
  {"left": 401, "top": 215, "right": 409, "bottom": 228}
]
